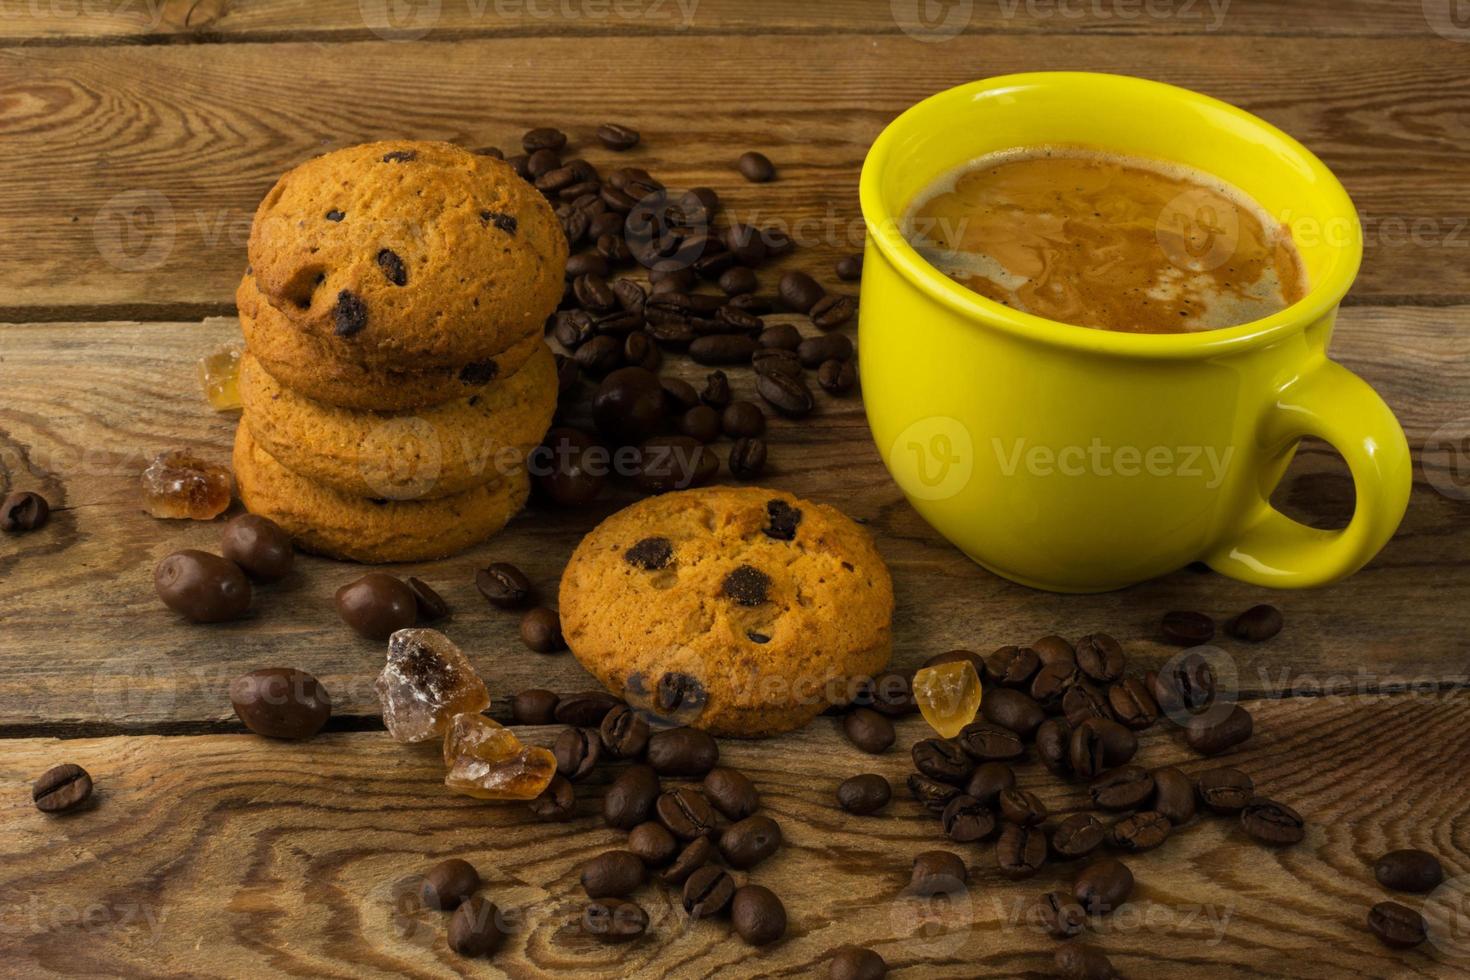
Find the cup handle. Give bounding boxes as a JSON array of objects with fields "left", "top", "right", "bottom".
[{"left": 1205, "top": 357, "right": 1411, "bottom": 589}]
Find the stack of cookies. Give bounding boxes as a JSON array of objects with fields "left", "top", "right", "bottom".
[{"left": 232, "top": 141, "right": 568, "bottom": 563}]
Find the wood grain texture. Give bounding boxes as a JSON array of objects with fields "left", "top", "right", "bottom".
[
  {"left": 2, "top": 694, "right": 1468, "bottom": 977},
  {"left": 0, "top": 0, "right": 1441, "bottom": 44},
  {"left": 2, "top": 306, "right": 1468, "bottom": 730},
  {"left": 1, "top": 32, "right": 1468, "bottom": 320}
]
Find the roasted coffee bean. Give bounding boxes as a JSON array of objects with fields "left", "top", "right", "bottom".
[
  {"left": 32, "top": 764, "right": 92, "bottom": 814},
  {"left": 623, "top": 331, "right": 660, "bottom": 372},
  {"left": 721, "top": 400, "right": 766, "bottom": 438},
  {"left": 594, "top": 367, "right": 666, "bottom": 442},
  {"left": 1369, "top": 901, "right": 1428, "bottom": 949},
  {"left": 510, "top": 689, "right": 559, "bottom": 726},
  {"left": 1151, "top": 655, "right": 1217, "bottom": 721},
  {"left": 865, "top": 670, "right": 918, "bottom": 716},
  {"left": 964, "top": 762, "right": 1016, "bottom": 807},
  {"left": 596, "top": 122, "right": 640, "bottom": 150},
  {"left": 647, "top": 727, "right": 719, "bottom": 777},
  {"left": 910, "top": 850, "right": 968, "bottom": 895},
  {"left": 737, "top": 150, "right": 776, "bottom": 183},
  {"left": 448, "top": 896, "right": 505, "bottom": 957},
  {"left": 1074, "top": 857, "right": 1133, "bottom": 915},
  {"left": 818, "top": 358, "right": 858, "bottom": 395},
  {"left": 628, "top": 821, "right": 678, "bottom": 866},
  {"left": 997, "top": 823, "right": 1047, "bottom": 880},
  {"left": 599, "top": 704, "right": 650, "bottom": 759},
  {"left": 907, "top": 773, "right": 962, "bottom": 813},
  {"left": 403, "top": 578, "right": 449, "bottom": 622},
  {"left": 554, "top": 690, "right": 621, "bottom": 727},
  {"left": 1227, "top": 603, "right": 1283, "bottom": 642},
  {"left": 1241, "top": 797, "right": 1305, "bottom": 845},
  {"left": 681, "top": 864, "right": 736, "bottom": 919},
  {"left": 526, "top": 148, "right": 561, "bottom": 179},
  {"left": 1035, "top": 718, "right": 1073, "bottom": 776},
  {"left": 1196, "top": 767, "right": 1254, "bottom": 813},
  {"left": 1162, "top": 610, "right": 1215, "bottom": 646},
  {"left": 657, "top": 787, "right": 717, "bottom": 840},
  {"left": 475, "top": 562, "right": 533, "bottom": 609},
  {"left": 758, "top": 323, "right": 802, "bottom": 350},
  {"left": 660, "top": 377, "right": 699, "bottom": 413},
  {"left": 829, "top": 946, "right": 886, "bottom": 980},
  {"left": 718, "top": 266, "right": 758, "bottom": 296},
  {"left": 1051, "top": 813, "right": 1106, "bottom": 860},
  {"left": 1107, "top": 677, "right": 1159, "bottom": 730},
  {"left": 1072, "top": 717, "right": 1138, "bottom": 773},
  {"left": 554, "top": 727, "right": 602, "bottom": 781},
  {"left": 1, "top": 491, "right": 49, "bottom": 532},
  {"left": 837, "top": 773, "right": 891, "bottom": 815},
  {"left": 912, "top": 738, "right": 975, "bottom": 783},
  {"left": 940, "top": 795, "right": 997, "bottom": 843},
  {"left": 573, "top": 335, "right": 623, "bottom": 376},
  {"left": 523, "top": 127, "right": 566, "bottom": 152},
  {"left": 1151, "top": 766, "right": 1197, "bottom": 825},
  {"left": 220, "top": 514, "right": 293, "bottom": 582},
  {"left": 1375, "top": 849, "right": 1444, "bottom": 893},
  {"left": 1032, "top": 635, "right": 1077, "bottom": 667},
  {"left": 1054, "top": 943, "right": 1118, "bottom": 980},
  {"left": 1075, "top": 634, "right": 1125, "bottom": 683},
  {"left": 662, "top": 835, "right": 716, "bottom": 886},
  {"left": 520, "top": 607, "right": 566, "bottom": 653},
  {"left": 752, "top": 347, "right": 804, "bottom": 380},
  {"left": 980, "top": 688, "right": 1045, "bottom": 739},
  {"left": 334, "top": 576, "right": 406, "bottom": 646},
  {"left": 925, "top": 648, "right": 987, "bottom": 675},
  {"left": 728, "top": 436, "right": 768, "bottom": 480},
  {"left": 1038, "top": 891, "right": 1088, "bottom": 939},
  {"left": 1030, "top": 663, "right": 1079, "bottom": 712},
  {"left": 721, "top": 815, "right": 782, "bottom": 869},
  {"left": 704, "top": 767, "right": 760, "bottom": 821},
  {"left": 844, "top": 708, "right": 895, "bottom": 754},
  {"left": 1109, "top": 811, "right": 1171, "bottom": 852},
  {"left": 528, "top": 774, "right": 575, "bottom": 822},
  {"left": 987, "top": 645, "right": 1041, "bottom": 687},
  {"left": 956, "top": 722, "right": 1025, "bottom": 762},
  {"left": 732, "top": 884, "right": 786, "bottom": 946},
  {"left": 581, "top": 898, "right": 648, "bottom": 943},
  {"left": 1185, "top": 704, "right": 1253, "bottom": 755},
  {"left": 421, "top": 858, "right": 481, "bottom": 911},
  {"left": 156, "top": 550, "right": 252, "bottom": 624},
  {"left": 690, "top": 333, "right": 757, "bottom": 365},
  {"left": 229, "top": 667, "right": 331, "bottom": 739},
  {"left": 507, "top": 153, "right": 531, "bottom": 179},
  {"left": 1087, "top": 764, "right": 1152, "bottom": 811},
  {"left": 582, "top": 850, "right": 646, "bottom": 898},
  {"left": 835, "top": 254, "right": 864, "bottom": 282},
  {"left": 566, "top": 252, "right": 611, "bottom": 279},
  {"left": 553, "top": 309, "right": 596, "bottom": 348},
  {"left": 756, "top": 369, "right": 815, "bottom": 418},
  {"left": 604, "top": 763, "right": 661, "bottom": 829},
  {"left": 778, "top": 270, "right": 825, "bottom": 313},
  {"left": 699, "top": 369, "right": 732, "bottom": 408},
  {"left": 797, "top": 333, "right": 853, "bottom": 368},
  {"left": 999, "top": 788, "right": 1048, "bottom": 826},
  {"left": 1062, "top": 681, "right": 1112, "bottom": 727},
  {"left": 810, "top": 293, "right": 857, "bottom": 330}
]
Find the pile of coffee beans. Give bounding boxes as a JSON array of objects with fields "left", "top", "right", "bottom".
[
  {"left": 1, "top": 490, "right": 50, "bottom": 533},
  {"left": 471, "top": 559, "right": 568, "bottom": 653},
  {"left": 502, "top": 685, "right": 790, "bottom": 949},
  {"left": 411, "top": 857, "right": 509, "bottom": 958},
  {"left": 478, "top": 124, "right": 859, "bottom": 503},
  {"left": 154, "top": 514, "right": 294, "bottom": 623}
]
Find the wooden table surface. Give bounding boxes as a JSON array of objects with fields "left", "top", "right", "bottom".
[{"left": 3, "top": 2, "right": 1469, "bottom": 976}]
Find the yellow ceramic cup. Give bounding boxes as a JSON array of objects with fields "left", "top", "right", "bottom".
[{"left": 859, "top": 72, "right": 1410, "bottom": 593}]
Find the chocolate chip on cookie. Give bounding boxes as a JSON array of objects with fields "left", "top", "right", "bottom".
[
  {"left": 458, "top": 360, "right": 499, "bottom": 385},
  {"left": 658, "top": 672, "right": 708, "bottom": 717},
  {"left": 482, "top": 210, "right": 518, "bottom": 235},
  {"left": 626, "top": 537, "right": 674, "bottom": 571},
  {"left": 382, "top": 149, "right": 417, "bottom": 163},
  {"left": 325, "top": 209, "right": 345, "bottom": 222},
  {"left": 334, "top": 291, "right": 368, "bottom": 337},
  {"left": 377, "top": 249, "right": 407, "bottom": 287},
  {"left": 763, "top": 500, "right": 802, "bottom": 541},
  {"left": 723, "top": 565, "right": 771, "bottom": 606}
]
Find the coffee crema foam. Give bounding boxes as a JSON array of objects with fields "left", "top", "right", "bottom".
[{"left": 904, "top": 147, "right": 1308, "bottom": 333}]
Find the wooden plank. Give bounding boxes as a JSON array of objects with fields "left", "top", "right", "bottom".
[
  {"left": 1, "top": 33, "right": 1468, "bottom": 320},
  {"left": 1, "top": 694, "right": 1467, "bottom": 977},
  {"left": 0, "top": 0, "right": 1438, "bottom": 44},
  {"left": 1, "top": 306, "right": 1468, "bottom": 730}
]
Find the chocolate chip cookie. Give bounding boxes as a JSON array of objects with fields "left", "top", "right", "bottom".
[
  {"left": 239, "top": 342, "right": 555, "bottom": 500},
  {"left": 247, "top": 140, "right": 566, "bottom": 368},
  {"left": 558, "top": 487, "right": 893, "bottom": 737}
]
